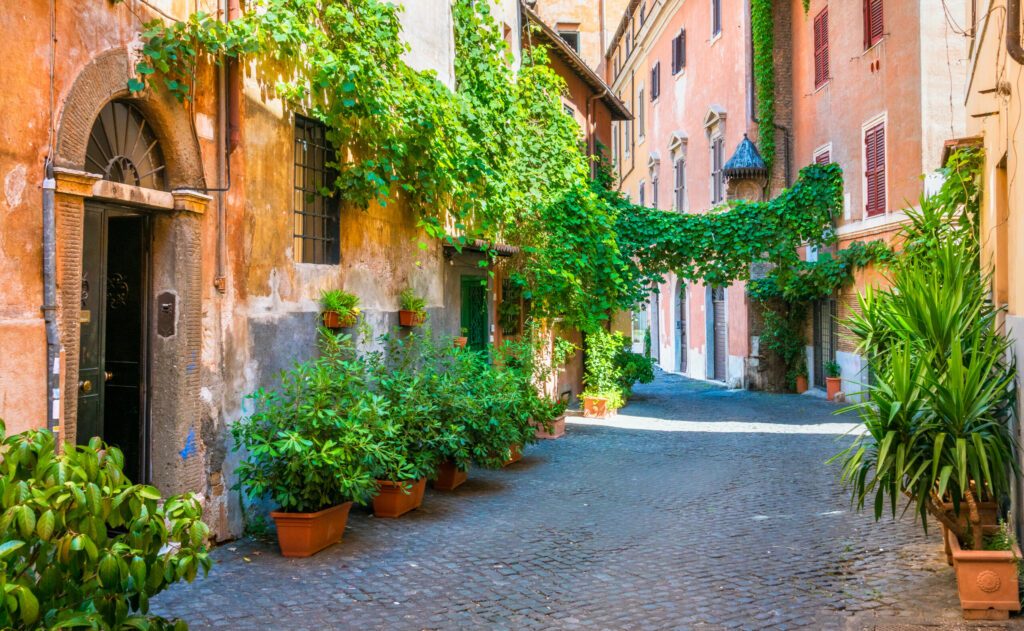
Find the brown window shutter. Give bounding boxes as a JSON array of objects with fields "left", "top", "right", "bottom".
[
  {"left": 815, "top": 150, "right": 830, "bottom": 165},
  {"left": 864, "top": 122, "right": 885, "bottom": 216},
  {"left": 865, "top": 0, "right": 883, "bottom": 48},
  {"left": 814, "top": 9, "right": 829, "bottom": 88}
]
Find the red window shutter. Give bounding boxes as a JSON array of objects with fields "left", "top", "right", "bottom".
[
  {"left": 864, "top": 0, "right": 883, "bottom": 48},
  {"left": 864, "top": 123, "right": 886, "bottom": 216},
  {"left": 815, "top": 150, "right": 830, "bottom": 165},
  {"left": 671, "top": 36, "right": 678, "bottom": 73},
  {"left": 813, "top": 9, "right": 829, "bottom": 88}
]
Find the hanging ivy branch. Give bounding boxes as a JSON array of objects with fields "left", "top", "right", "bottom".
[{"left": 751, "top": 0, "right": 775, "bottom": 170}]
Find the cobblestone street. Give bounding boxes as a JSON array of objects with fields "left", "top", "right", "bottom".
[{"left": 152, "top": 372, "right": 1020, "bottom": 630}]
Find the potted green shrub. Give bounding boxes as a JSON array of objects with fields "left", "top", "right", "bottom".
[
  {"left": 454, "top": 327, "right": 469, "bottom": 349},
  {"left": 581, "top": 328, "right": 627, "bottom": 418},
  {"left": 793, "top": 356, "right": 809, "bottom": 394},
  {"left": 232, "top": 334, "right": 381, "bottom": 556},
  {"left": 823, "top": 359, "right": 841, "bottom": 400},
  {"left": 832, "top": 150, "right": 1020, "bottom": 620},
  {"left": 320, "top": 289, "right": 360, "bottom": 329},
  {"left": 398, "top": 287, "right": 427, "bottom": 327},
  {"left": 0, "top": 424, "right": 210, "bottom": 628},
  {"left": 532, "top": 335, "right": 578, "bottom": 439},
  {"left": 365, "top": 333, "right": 443, "bottom": 516}
]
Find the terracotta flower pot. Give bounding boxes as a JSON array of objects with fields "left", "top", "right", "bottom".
[
  {"left": 583, "top": 396, "right": 609, "bottom": 419},
  {"left": 431, "top": 460, "right": 468, "bottom": 491},
  {"left": 453, "top": 337, "right": 468, "bottom": 348},
  {"left": 795, "top": 375, "right": 808, "bottom": 394},
  {"left": 533, "top": 415, "right": 566, "bottom": 439},
  {"left": 503, "top": 444, "right": 523, "bottom": 467},
  {"left": 323, "top": 311, "right": 357, "bottom": 329},
  {"left": 372, "top": 478, "right": 426, "bottom": 518},
  {"left": 270, "top": 501, "right": 353, "bottom": 558},
  {"left": 825, "top": 376, "right": 842, "bottom": 401},
  {"left": 946, "top": 528, "right": 1022, "bottom": 620},
  {"left": 398, "top": 310, "right": 425, "bottom": 327}
]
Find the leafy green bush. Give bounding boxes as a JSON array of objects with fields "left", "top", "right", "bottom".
[
  {"left": 0, "top": 424, "right": 210, "bottom": 629},
  {"left": 832, "top": 149, "right": 1018, "bottom": 550},
  {"left": 615, "top": 349, "right": 654, "bottom": 394},
  {"left": 582, "top": 328, "right": 627, "bottom": 409},
  {"left": 231, "top": 334, "right": 383, "bottom": 512},
  {"left": 320, "top": 289, "right": 360, "bottom": 319}
]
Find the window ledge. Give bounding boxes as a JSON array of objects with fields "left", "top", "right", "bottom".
[
  {"left": 813, "top": 79, "right": 831, "bottom": 94},
  {"left": 860, "top": 36, "right": 887, "bottom": 57}
]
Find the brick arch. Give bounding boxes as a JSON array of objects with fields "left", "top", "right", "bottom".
[{"left": 54, "top": 47, "right": 205, "bottom": 189}]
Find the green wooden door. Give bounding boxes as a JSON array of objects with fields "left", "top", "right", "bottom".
[{"left": 460, "top": 276, "right": 488, "bottom": 351}]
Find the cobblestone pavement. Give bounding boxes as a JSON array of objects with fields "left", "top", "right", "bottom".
[{"left": 152, "top": 372, "right": 1023, "bottom": 630}]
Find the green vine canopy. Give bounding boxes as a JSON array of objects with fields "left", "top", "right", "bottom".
[{"left": 125, "top": 0, "right": 847, "bottom": 333}]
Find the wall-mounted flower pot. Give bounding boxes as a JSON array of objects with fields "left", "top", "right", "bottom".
[
  {"left": 431, "top": 460, "right": 468, "bottom": 491},
  {"left": 795, "top": 375, "right": 808, "bottom": 394},
  {"left": 533, "top": 415, "right": 566, "bottom": 439},
  {"left": 398, "top": 310, "right": 425, "bottom": 327},
  {"left": 323, "top": 311, "right": 357, "bottom": 329},
  {"left": 453, "top": 337, "right": 468, "bottom": 348},
  {"left": 503, "top": 444, "right": 522, "bottom": 467},
  {"left": 372, "top": 478, "right": 426, "bottom": 518},
  {"left": 270, "top": 501, "right": 353, "bottom": 558},
  {"left": 583, "top": 396, "right": 609, "bottom": 418},
  {"left": 825, "top": 376, "right": 841, "bottom": 401},
  {"left": 946, "top": 529, "right": 1022, "bottom": 620}
]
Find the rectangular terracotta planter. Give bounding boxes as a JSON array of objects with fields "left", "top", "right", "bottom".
[
  {"left": 947, "top": 528, "right": 1022, "bottom": 620},
  {"left": 941, "top": 501, "right": 1000, "bottom": 566},
  {"left": 431, "top": 460, "right": 468, "bottom": 491},
  {"left": 533, "top": 415, "right": 566, "bottom": 439},
  {"left": 583, "top": 396, "right": 610, "bottom": 419},
  {"left": 270, "top": 501, "right": 353, "bottom": 558},
  {"left": 372, "top": 478, "right": 426, "bottom": 518},
  {"left": 503, "top": 444, "right": 523, "bottom": 466}
]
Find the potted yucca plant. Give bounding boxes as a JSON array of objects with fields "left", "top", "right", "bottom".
[{"left": 832, "top": 150, "right": 1020, "bottom": 620}]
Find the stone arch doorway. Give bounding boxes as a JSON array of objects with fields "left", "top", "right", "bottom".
[{"left": 52, "top": 48, "right": 209, "bottom": 493}]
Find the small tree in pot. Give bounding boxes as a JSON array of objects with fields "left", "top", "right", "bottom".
[{"left": 832, "top": 150, "right": 1020, "bottom": 619}]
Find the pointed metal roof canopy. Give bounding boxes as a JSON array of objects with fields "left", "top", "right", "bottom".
[{"left": 723, "top": 134, "right": 768, "bottom": 179}]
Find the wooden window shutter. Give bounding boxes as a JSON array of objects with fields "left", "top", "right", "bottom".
[
  {"left": 681, "top": 30, "right": 686, "bottom": 68},
  {"left": 815, "top": 150, "right": 830, "bottom": 165},
  {"left": 671, "top": 35, "right": 678, "bottom": 73},
  {"left": 864, "top": 123, "right": 886, "bottom": 216},
  {"left": 864, "top": 0, "right": 883, "bottom": 48},
  {"left": 813, "top": 9, "right": 829, "bottom": 88}
]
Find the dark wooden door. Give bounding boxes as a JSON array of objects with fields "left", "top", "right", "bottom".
[
  {"left": 712, "top": 286, "right": 727, "bottom": 381},
  {"left": 460, "top": 276, "right": 488, "bottom": 351},
  {"left": 78, "top": 205, "right": 148, "bottom": 481}
]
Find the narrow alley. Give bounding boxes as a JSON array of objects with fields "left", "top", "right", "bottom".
[{"left": 151, "top": 372, "right": 976, "bottom": 630}]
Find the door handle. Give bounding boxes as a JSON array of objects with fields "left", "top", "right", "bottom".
[
  {"left": 79, "top": 380, "right": 93, "bottom": 393},
  {"left": 105, "top": 371, "right": 114, "bottom": 382}
]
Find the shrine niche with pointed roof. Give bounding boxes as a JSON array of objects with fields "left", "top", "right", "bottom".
[{"left": 723, "top": 134, "right": 768, "bottom": 180}]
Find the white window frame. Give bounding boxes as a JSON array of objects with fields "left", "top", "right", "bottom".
[{"left": 812, "top": 142, "right": 832, "bottom": 165}]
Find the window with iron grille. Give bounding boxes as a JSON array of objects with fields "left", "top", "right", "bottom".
[
  {"left": 293, "top": 115, "right": 340, "bottom": 265},
  {"left": 813, "top": 8, "right": 829, "bottom": 88},
  {"left": 650, "top": 62, "right": 661, "bottom": 100},
  {"left": 711, "top": 0, "right": 722, "bottom": 36},
  {"left": 558, "top": 30, "right": 580, "bottom": 53},
  {"left": 671, "top": 30, "right": 686, "bottom": 74},
  {"left": 864, "top": 121, "right": 886, "bottom": 216},
  {"left": 638, "top": 88, "right": 645, "bottom": 137},
  {"left": 864, "top": 0, "right": 883, "bottom": 48}
]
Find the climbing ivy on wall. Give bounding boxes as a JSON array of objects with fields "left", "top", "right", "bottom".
[
  {"left": 751, "top": 0, "right": 775, "bottom": 170},
  {"left": 124, "top": 0, "right": 845, "bottom": 334}
]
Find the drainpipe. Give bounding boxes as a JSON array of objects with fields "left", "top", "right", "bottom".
[
  {"left": 1009, "top": 0, "right": 1024, "bottom": 64},
  {"left": 42, "top": 159, "right": 60, "bottom": 434}
]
